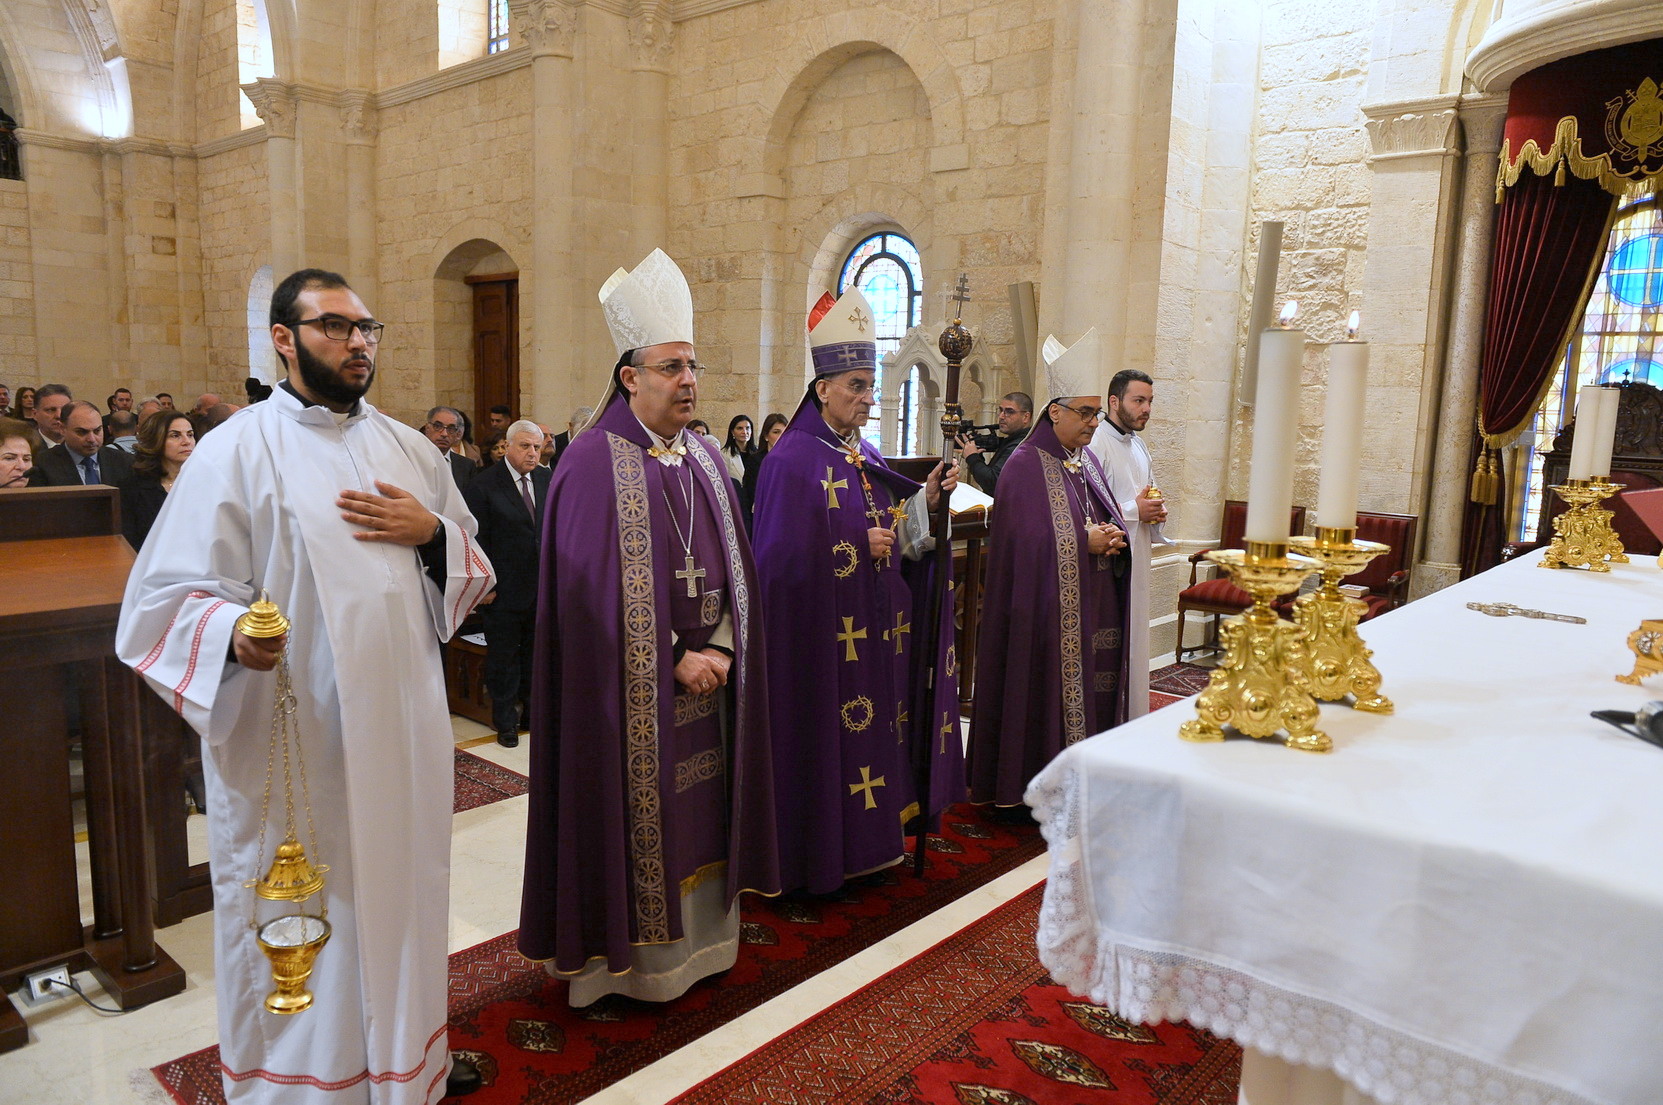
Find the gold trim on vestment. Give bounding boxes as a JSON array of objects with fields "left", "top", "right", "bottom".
[
  {"left": 673, "top": 745, "right": 723, "bottom": 792},
  {"left": 673, "top": 690, "right": 718, "bottom": 729},
  {"left": 608, "top": 431, "right": 670, "bottom": 945},
  {"left": 1040, "top": 450, "right": 1087, "bottom": 745}
]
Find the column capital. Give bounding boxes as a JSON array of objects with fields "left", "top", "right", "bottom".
[
  {"left": 512, "top": 0, "right": 579, "bottom": 58},
  {"left": 628, "top": 3, "right": 674, "bottom": 72},
  {"left": 336, "top": 89, "right": 378, "bottom": 143},
  {"left": 1456, "top": 92, "right": 1510, "bottom": 158},
  {"left": 242, "top": 78, "right": 298, "bottom": 140},
  {"left": 1362, "top": 96, "right": 1463, "bottom": 164}
]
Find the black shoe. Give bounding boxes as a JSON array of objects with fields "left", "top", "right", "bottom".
[
  {"left": 496, "top": 731, "right": 519, "bottom": 748},
  {"left": 446, "top": 1055, "right": 483, "bottom": 1097}
]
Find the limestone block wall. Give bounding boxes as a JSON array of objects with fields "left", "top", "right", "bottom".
[
  {"left": 0, "top": 178, "right": 38, "bottom": 379},
  {"left": 666, "top": 0, "right": 1059, "bottom": 438},
  {"left": 375, "top": 66, "right": 533, "bottom": 427},
  {"left": 198, "top": 0, "right": 250, "bottom": 141},
  {"left": 22, "top": 145, "right": 117, "bottom": 396},
  {"left": 196, "top": 144, "right": 270, "bottom": 398}
]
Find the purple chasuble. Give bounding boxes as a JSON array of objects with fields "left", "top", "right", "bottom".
[
  {"left": 967, "top": 416, "right": 1131, "bottom": 806},
  {"left": 519, "top": 392, "right": 779, "bottom": 972},
  {"left": 751, "top": 397, "right": 963, "bottom": 894}
]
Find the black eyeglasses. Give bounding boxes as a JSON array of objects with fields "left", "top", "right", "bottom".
[
  {"left": 296, "top": 316, "right": 386, "bottom": 343},
  {"left": 426, "top": 420, "right": 462, "bottom": 436},
  {"left": 637, "top": 360, "right": 706, "bottom": 378},
  {"left": 1051, "top": 401, "right": 1105, "bottom": 422}
]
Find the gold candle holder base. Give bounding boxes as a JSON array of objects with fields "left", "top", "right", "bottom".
[
  {"left": 1540, "top": 480, "right": 1625, "bottom": 571},
  {"left": 257, "top": 913, "right": 332, "bottom": 1014},
  {"left": 1178, "top": 546, "right": 1330, "bottom": 752},
  {"left": 1289, "top": 530, "right": 1392, "bottom": 713}
]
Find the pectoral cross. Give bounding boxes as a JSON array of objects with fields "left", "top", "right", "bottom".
[
  {"left": 674, "top": 556, "right": 706, "bottom": 598},
  {"left": 866, "top": 504, "right": 893, "bottom": 569},
  {"left": 822, "top": 466, "right": 848, "bottom": 510},
  {"left": 891, "top": 610, "right": 911, "bottom": 655},
  {"left": 848, "top": 307, "right": 870, "bottom": 333},
  {"left": 836, "top": 616, "right": 868, "bottom": 661},
  {"left": 848, "top": 765, "right": 886, "bottom": 810}
]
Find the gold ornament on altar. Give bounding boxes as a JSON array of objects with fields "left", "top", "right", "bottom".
[
  {"left": 1287, "top": 528, "right": 1393, "bottom": 713},
  {"left": 241, "top": 591, "right": 332, "bottom": 1015},
  {"left": 1538, "top": 479, "right": 1627, "bottom": 571},
  {"left": 1178, "top": 542, "right": 1330, "bottom": 752},
  {"left": 1616, "top": 618, "right": 1663, "bottom": 686}
]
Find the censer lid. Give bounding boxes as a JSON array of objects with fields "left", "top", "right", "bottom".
[{"left": 255, "top": 839, "right": 327, "bottom": 901}]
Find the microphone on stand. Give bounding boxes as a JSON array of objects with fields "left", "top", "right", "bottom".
[{"left": 1591, "top": 702, "right": 1663, "bottom": 749}]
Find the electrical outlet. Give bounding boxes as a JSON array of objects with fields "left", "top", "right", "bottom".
[{"left": 22, "top": 965, "right": 72, "bottom": 1005}]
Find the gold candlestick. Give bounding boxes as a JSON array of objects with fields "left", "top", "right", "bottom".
[
  {"left": 1178, "top": 542, "right": 1330, "bottom": 752},
  {"left": 1288, "top": 528, "right": 1392, "bottom": 713},
  {"left": 1588, "top": 478, "right": 1628, "bottom": 564},
  {"left": 1539, "top": 480, "right": 1618, "bottom": 571}
]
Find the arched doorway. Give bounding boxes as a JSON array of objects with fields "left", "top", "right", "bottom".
[{"left": 434, "top": 240, "right": 520, "bottom": 429}]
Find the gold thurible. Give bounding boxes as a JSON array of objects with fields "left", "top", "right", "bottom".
[
  {"left": 1539, "top": 479, "right": 1626, "bottom": 571},
  {"left": 1178, "top": 543, "right": 1331, "bottom": 752},
  {"left": 240, "top": 591, "right": 332, "bottom": 1015},
  {"left": 1287, "top": 528, "right": 1393, "bottom": 713}
]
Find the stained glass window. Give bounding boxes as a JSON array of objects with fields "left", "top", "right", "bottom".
[
  {"left": 487, "top": 0, "right": 511, "bottom": 53},
  {"left": 838, "top": 231, "right": 922, "bottom": 448},
  {"left": 1517, "top": 190, "right": 1660, "bottom": 539}
]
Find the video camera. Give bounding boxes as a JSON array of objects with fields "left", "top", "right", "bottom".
[{"left": 963, "top": 423, "right": 1002, "bottom": 451}]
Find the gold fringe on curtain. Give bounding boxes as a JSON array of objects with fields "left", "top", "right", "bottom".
[{"left": 1496, "top": 113, "right": 1663, "bottom": 202}]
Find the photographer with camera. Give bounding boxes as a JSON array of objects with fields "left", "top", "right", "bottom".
[{"left": 956, "top": 391, "right": 1032, "bottom": 497}]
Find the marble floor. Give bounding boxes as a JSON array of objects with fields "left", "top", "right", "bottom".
[{"left": 0, "top": 716, "right": 1044, "bottom": 1105}]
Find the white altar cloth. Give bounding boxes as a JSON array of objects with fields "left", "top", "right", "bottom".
[{"left": 1028, "top": 553, "right": 1663, "bottom": 1105}]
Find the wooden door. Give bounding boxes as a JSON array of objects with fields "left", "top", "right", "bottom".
[{"left": 468, "top": 274, "right": 520, "bottom": 428}]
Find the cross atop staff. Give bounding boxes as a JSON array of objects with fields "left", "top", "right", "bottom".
[{"left": 950, "top": 273, "right": 971, "bottom": 322}]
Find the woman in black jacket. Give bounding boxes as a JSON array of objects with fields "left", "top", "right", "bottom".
[{"left": 122, "top": 409, "right": 195, "bottom": 548}]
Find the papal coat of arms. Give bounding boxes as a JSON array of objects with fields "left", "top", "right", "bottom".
[{"left": 1605, "top": 77, "right": 1663, "bottom": 164}]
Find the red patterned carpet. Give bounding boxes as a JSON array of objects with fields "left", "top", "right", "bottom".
[
  {"left": 453, "top": 747, "right": 530, "bottom": 814},
  {"left": 150, "top": 803, "right": 1044, "bottom": 1105},
  {"left": 673, "top": 883, "right": 1241, "bottom": 1105}
]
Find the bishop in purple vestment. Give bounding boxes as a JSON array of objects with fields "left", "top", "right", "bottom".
[
  {"left": 967, "top": 372, "right": 1132, "bottom": 806},
  {"left": 519, "top": 252, "right": 778, "bottom": 1006},
  {"left": 752, "top": 289, "right": 964, "bottom": 894}
]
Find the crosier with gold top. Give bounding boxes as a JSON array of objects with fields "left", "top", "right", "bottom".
[
  {"left": 1178, "top": 540, "right": 1330, "bottom": 752},
  {"left": 1288, "top": 527, "right": 1392, "bottom": 712}
]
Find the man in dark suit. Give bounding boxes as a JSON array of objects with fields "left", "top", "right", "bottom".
[
  {"left": 29, "top": 400, "right": 135, "bottom": 487},
  {"left": 422, "top": 405, "right": 476, "bottom": 490},
  {"left": 463, "top": 419, "right": 551, "bottom": 747}
]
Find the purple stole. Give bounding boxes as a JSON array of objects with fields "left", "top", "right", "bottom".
[{"left": 966, "top": 417, "right": 1131, "bottom": 806}]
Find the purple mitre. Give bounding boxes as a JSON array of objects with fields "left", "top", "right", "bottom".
[{"left": 811, "top": 340, "right": 876, "bottom": 376}]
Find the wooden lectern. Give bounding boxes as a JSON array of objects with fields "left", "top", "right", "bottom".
[{"left": 0, "top": 486, "right": 185, "bottom": 1051}]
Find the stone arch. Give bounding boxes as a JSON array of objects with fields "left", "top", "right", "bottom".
[
  {"left": 0, "top": 0, "right": 133, "bottom": 136},
  {"left": 431, "top": 234, "right": 523, "bottom": 420},
  {"left": 743, "top": 20, "right": 964, "bottom": 182},
  {"left": 1465, "top": 0, "right": 1663, "bottom": 91},
  {"left": 800, "top": 185, "right": 932, "bottom": 314}
]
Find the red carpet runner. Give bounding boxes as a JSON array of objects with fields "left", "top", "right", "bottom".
[
  {"left": 453, "top": 747, "right": 530, "bottom": 814},
  {"left": 151, "top": 803, "right": 1044, "bottom": 1104},
  {"left": 673, "top": 883, "right": 1241, "bottom": 1105}
]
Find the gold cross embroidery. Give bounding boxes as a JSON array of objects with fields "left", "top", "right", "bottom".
[
  {"left": 836, "top": 616, "right": 868, "bottom": 661},
  {"left": 848, "top": 765, "right": 886, "bottom": 810},
  {"left": 848, "top": 307, "right": 870, "bottom": 333},
  {"left": 895, "top": 703, "right": 909, "bottom": 744},
  {"left": 940, "top": 713, "right": 955, "bottom": 754},
  {"left": 822, "top": 466, "right": 848, "bottom": 509},
  {"left": 891, "top": 611, "right": 911, "bottom": 655}
]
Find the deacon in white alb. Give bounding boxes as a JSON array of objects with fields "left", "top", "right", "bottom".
[
  {"left": 1089, "top": 367, "right": 1167, "bottom": 718},
  {"left": 117, "top": 269, "right": 494, "bottom": 1104}
]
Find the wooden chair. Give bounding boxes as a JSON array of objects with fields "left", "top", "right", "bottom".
[
  {"left": 1347, "top": 510, "right": 1418, "bottom": 620},
  {"left": 1175, "top": 500, "right": 1307, "bottom": 661}
]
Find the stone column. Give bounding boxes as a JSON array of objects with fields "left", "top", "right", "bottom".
[
  {"left": 626, "top": 4, "right": 671, "bottom": 256},
  {"left": 1413, "top": 94, "right": 1509, "bottom": 595},
  {"left": 337, "top": 91, "right": 380, "bottom": 304},
  {"left": 511, "top": 0, "right": 579, "bottom": 419},
  {"left": 244, "top": 79, "right": 301, "bottom": 276}
]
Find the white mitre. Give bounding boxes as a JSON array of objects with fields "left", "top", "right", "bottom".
[
  {"left": 1041, "top": 328, "right": 1101, "bottom": 402},
  {"left": 807, "top": 287, "right": 878, "bottom": 375},
  {"left": 598, "top": 248, "right": 694, "bottom": 356}
]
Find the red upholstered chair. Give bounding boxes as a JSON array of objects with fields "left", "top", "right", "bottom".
[
  {"left": 1347, "top": 510, "right": 1418, "bottom": 620},
  {"left": 1175, "top": 500, "right": 1308, "bottom": 661}
]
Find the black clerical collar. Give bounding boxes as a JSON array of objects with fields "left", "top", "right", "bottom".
[
  {"left": 1104, "top": 415, "right": 1133, "bottom": 438},
  {"left": 279, "top": 378, "right": 361, "bottom": 417}
]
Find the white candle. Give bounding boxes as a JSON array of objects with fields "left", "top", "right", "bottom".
[
  {"left": 1244, "top": 302, "right": 1304, "bottom": 546},
  {"left": 1239, "top": 220, "right": 1284, "bottom": 405},
  {"left": 1315, "top": 314, "right": 1369, "bottom": 531},
  {"left": 1566, "top": 387, "right": 1599, "bottom": 480},
  {"left": 1589, "top": 385, "right": 1621, "bottom": 479}
]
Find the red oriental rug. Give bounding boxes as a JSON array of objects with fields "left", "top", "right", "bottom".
[
  {"left": 454, "top": 747, "right": 530, "bottom": 814},
  {"left": 150, "top": 803, "right": 1045, "bottom": 1105},
  {"left": 672, "top": 882, "right": 1241, "bottom": 1105}
]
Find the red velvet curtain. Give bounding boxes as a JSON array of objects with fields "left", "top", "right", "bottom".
[{"left": 1457, "top": 170, "right": 1615, "bottom": 576}]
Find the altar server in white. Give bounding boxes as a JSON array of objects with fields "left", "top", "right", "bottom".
[
  {"left": 117, "top": 269, "right": 494, "bottom": 1104},
  {"left": 1089, "top": 368, "right": 1167, "bottom": 718}
]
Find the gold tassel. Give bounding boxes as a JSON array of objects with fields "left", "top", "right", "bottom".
[
  {"left": 1554, "top": 160, "right": 1567, "bottom": 186},
  {"left": 1469, "top": 450, "right": 1498, "bottom": 506}
]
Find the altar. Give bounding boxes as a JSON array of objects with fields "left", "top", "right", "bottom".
[{"left": 1028, "top": 552, "right": 1662, "bottom": 1105}]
